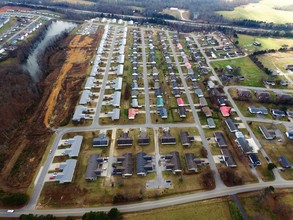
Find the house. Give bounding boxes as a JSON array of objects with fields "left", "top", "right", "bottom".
[
  {"left": 172, "top": 89, "right": 181, "bottom": 98},
  {"left": 62, "top": 135, "right": 83, "bottom": 158},
  {"left": 236, "top": 136, "right": 253, "bottom": 154},
  {"left": 160, "top": 129, "right": 176, "bottom": 145},
  {"left": 226, "top": 65, "right": 233, "bottom": 71},
  {"left": 185, "top": 153, "right": 201, "bottom": 173},
  {"left": 136, "top": 152, "right": 153, "bottom": 176},
  {"left": 220, "top": 106, "right": 231, "bottom": 117},
  {"left": 286, "top": 131, "right": 293, "bottom": 139},
  {"left": 157, "top": 107, "right": 168, "bottom": 119},
  {"left": 214, "top": 132, "right": 228, "bottom": 148},
  {"left": 199, "top": 97, "right": 207, "bottom": 106},
  {"left": 225, "top": 119, "right": 238, "bottom": 133},
  {"left": 132, "top": 81, "right": 139, "bottom": 90},
  {"left": 279, "top": 156, "right": 292, "bottom": 168},
  {"left": 155, "top": 88, "right": 162, "bottom": 97},
  {"left": 287, "top": 110, "right": 293, "bottom": 118},
  {"left": 93, "top": 133, "right": 109, "bottom": 147},
  {"left": 259, "top": 125, "right": 276, "bottom": 140},
  {"left": 113, "top": 153, "right": 133, "bottom": 177},
  {"left": 255, "top": 91, "right": 271, "bottom": 102},
  {"left": 177, "top": 98, "right": 185, "bottom": 106},
  {"left": 179, "top": 131, "right": 194, "bottom": 146},
  {"left": 178, "top": 106, "right": 186, "bottom": 118},
  {"left": 107, "top": 108, "right": 120, "bottom": 120},
  {"left": 207, "top": 80, "right": 215, "bottom": 89},
  {"left": 195, "top": 88, "right": 204, "bottom": 97},
  {"left": 56, "top": 159, "right": 77, "bottom": 183},
  {"left": 110, "top": 91, "right": 121, "bottom": 107},
  {"left": 117, "top": 131, "right": 133, "bottom": 147},
  {"left": 248, "top": 153, "right": 261, "bottom": 166},
  {"left": 85, "top": 154, "right": 104, "bottom": 180},
  {"left": 280, "top": 80, "right": 289, "bottom": 86},
  {"left": 248, "top": 106, "right": 268, "bottom": 115},
  {"left": 156, "top": 97, "right": 164, "bottom": 107},
  {"left": 128, "top": 108, "right": 139, "bottom": 120},
  {"left": 131, "top": 90, "right": 138, "bottom": 98},
  {"left": 202, "top": 106, "right": 213, "bottom": 117},
  {"left": 110, "top": 77, "right": 123, "bottom": 91},
  {"left": 217, "top": 97, "right": 226, "bottom": 106},
  {"left": 138, "top": 130, "right": 150, "bottom": 145},
  {"left": 131, "top": 99, "right": 139, "bottom": 108},
  {"left": 253, "top": 41, "right": 261, "bottom": 46},
  {"left": 72, "top": 105, "right": 88, "bottom": 122},
  {"left": 237, "top": 89, "right": 251, "bottom": 100},
  {"left": 116, "top": 64, "right": 124, "bottom": 76},
  {"left": 275, "top": 93, "right": 293, "bottom": 104},
  {"left": 263, "top": 80, "right": 275, "bottom": 86},
  {"left": 165, "top": 151, "right": 182, "bottom": 173},
  {"left": 207, "top": 118, "right": 216, "bottom": 129},
  {"left": 221, "top": 149, "right": 237, "bottom": 168},
  {"left": 84, "top": 77, "right": 96, "bottom": 90},
  {"left": 172, "top": 81, "right": 179, "bottom": 90},
  {"left": 79, "top": 90, "right": 92, "bottom": 105},
  {"left": 271, "top": 109, "right": 286, "bottom": 117}
]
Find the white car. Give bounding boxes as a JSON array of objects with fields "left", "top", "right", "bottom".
[{"left": 7, "top": 210, "right": 14, "bottom": 213}]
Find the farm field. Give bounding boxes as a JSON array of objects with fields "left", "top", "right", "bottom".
[
  {"left": 218, "top": 0, "right": 293, "bottom": 24},
  {"left": 237, "top": 34, "right": 293, "bottom": 53},
  {"left": 257, "top": 51, "right": 293, "bottom": 72},
  {"left": 211, "top": 57, "right": 269, "bottom": 87}
]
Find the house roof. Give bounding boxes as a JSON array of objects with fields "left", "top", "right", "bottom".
[
  {"left": 85, "top": 154, "right": 102, "bottom": 180},
  {"left": 110, "top": 77, "right": 122, "bottom": 90},
  {"left": 160, "top": 129, "right": 176, "bottom": 144},
  {"left": 117, "top": 64, "right": 124, "bottom": 75},
  {"left": 199, "top": 97, "right": 207, "bottom": 106},
  {"left": 202, "top": 106, "right": 212, "bottom": 117},
  {"left": 185, "top": 153, "right": 198, "bottom": 172},
  {"left": 248, "top": 106, "right": 268, "bottom": 114},
  {"left": 207, "top": 117, "right": 216, "bottom": 128},
  {"left": 214, "top": 132, "right": 228, "bottom": 147},
  {"left": 225, "top": 119, "right": 238, "bottom": 132},
  {"left": 111, "top": 91, "right": 121, "bottom": 107},
  {"left": 56, "top": 159, "right": 77, "bottom": 183},
  {"left": 79, "top": 90, "right": 92, "bottom": 105},
  {"left": 236, "top": 137, "right": 253, "bottom": 154},
  {"left": 128, "top": 108, "right": 139, "bottom": 119},
  {"left": 259, "top": 125, "right": 275, "bottom": 140},
  {"left": 117, "top": 132, "right": 133, "bottom": 146},
  {"left": 85, "top": 77, "right": 95, "bottom": 89},
  {"left": 180, "top": 131, "right": 194, "bottom": 146},
  {"left": 131, "top": 99, "right": 138, "bottom": 108},
  {"left": 108, "top": 108, "right": 120, "bottom": 120},
  {"left": 178, "top": 106, "right": 186, "bottom": 117},
  {"left": 168, "top": 151, "right": 182, "bottom": 172},
  {"left": 177, "top": 98, "right": 184, "bottom": 106},
  {"left": 271, "top": 109, "right": 286, "bottom": 116},
  {"left": 220, "top": 106, "right": 231, "bottom": 117},
  {"left": 195, "top": 88, "right": 204, "bottom": 97},
  {"left": 73, "top": 105, "right": 87, "bottom": 121},
  {"left": 63, "top": 135, "right": 83, "bottom": 158},
  {"left": 138, "top": 130, "right": 150, "bottom": 145},
  {"left": 93, "top": 133, "right": 109, "bottom": 147},
  {"left": 279, "top": 156, "right": 292, "bottom": 168},
  {"left": 158, "top": 107, "right": 168, "bottom": 118},
  {"left": 221, "top": 149, "right": 237, "bottom": 167},
  {"left": 157, "top": 97, "right": 164, "bottom": 106},
  {"left": 248, "top": 153, "right": 261, "bottom": 166}
]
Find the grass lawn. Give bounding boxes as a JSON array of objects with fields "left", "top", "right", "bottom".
[
  {"left": 237, "top": 34, "right": 293, "bottom": 54},
  {"left": 124, "top": 198, "right": 231, "bottom": 220},
  {"left": 218, "top": 0, "right": 293, "bottom": 24},
  {"left": 257, "top": 51, "right": 293, "bottom": 72},
  {"left": 210, "top": 57, "right": 269, "bottom": 87}
]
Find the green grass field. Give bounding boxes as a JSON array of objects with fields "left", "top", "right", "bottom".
[
  {"left": 237, "top": 34, "right": 293, "bottom": 53},
  {"left": 210, "top": 57, "right": 269, "bottom": 87},
  {"left": 257, "top": 51, "right": 293, "bottom": 72},
  {"left": 218, "top": 0, "right": 293, "bottom": 24}
]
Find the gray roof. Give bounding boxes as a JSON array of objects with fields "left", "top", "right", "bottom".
[
  {"left": 199, "top": 97, "right": 207, "bottom": 106},
  {"left": 85, "top": 154, "right": 102, "bottom": 180},
  {"left": 117, "top": 132, "right": 133, "bottom": 146},
  {"left": 107, "top": 108, "right": 120, "bottom": 120},
  {"left": 207, "top": 118, "right": 216, "bottom": 128},
  {"left": 121, "top": 153, "right": 133, "bottom": 176},
  {"left": 79, "top": 90, "right": 92, "bottom": 105},
  {"left": 160, "top": 129, "right": 176, "bottom": 144},
  {"left": 63, "top": 135, "right": 83, "bottom": 158},
  {"left": 180, "top": 131, "right": 194, "bottom": 146},
  {"left": 167, "top": 151, "right": 182, "bottom": 172},
  {"left": 117, "top": 64, "right": 124, "bottom": 75},
  {"left": 84, "top": 77, "right": 95, "bottom": 89},
  {"left": 225, "top": 119, "right": 238, "bottom": 132},
  {"left": 221, "top": 149, "right": 237, "bottom": 167},
  {"left": 248, "top": 106, "right": 268, "bottom": 114},
  {"left": 93, "top": 133, "right": 109, "bottom": 147},
  {"left": 56, "top": 159, "right": 77, "bottom": 183},
  {"left": 214, "top": 132, "right": 228, "bottom": 147},
  {"left": 73, "top": 105, "right": 87, "bottom": 121},
  {"left": 136, "top": 152, "right": 153, "bottom": 175},
  {"left": 259, "top": 125, "right": 276, "bottom": 140},
  {"left": 138, "top": 130, "right": 150, "bottom": 145},
  {"left": 131, "top": 99, "right": 138, "bottom": 108},
  {"left": 279, "top": 156, "right": 292, "bottom": 168},
  {"left": 195, "top": 88, "right": 204, "bottom": 97},
  {"left": 110, "top": 77, "right": 122, "bottom": 91},
  {"left": 111, "top": 91, "right": 121, "bottom": 107},
  {"left": 184, "top": 153, "right": 198, "bottom": 172},
  {"left": 236, "top": 137, "right": 253, "bottom": 154},
  {"left": 118, "top": 54, "right": 125, "bottom": 63}
]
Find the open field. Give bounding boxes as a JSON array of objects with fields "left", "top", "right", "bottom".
[
  {"left": 237, "top": 34, "right": 293, "bottom": 54},
  {"left": 51, "top": 0, "right": 95, "bottom": 5},
  {"left": 218, "top": 0, "right": 293, "bottom": 24},
  {"left": 211, "top": 57, "right": 269, "bottom": 87},
  {"left": 124, "top": 198, "right": 231, "bottom": 220},
  {"left": 257, "top": 51, "right": 293, "bottom": 72},
  {"left": 162, "top": 9, "right": 190, "bottom": 20}
]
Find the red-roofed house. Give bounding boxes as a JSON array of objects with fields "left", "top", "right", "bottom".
[
  {"left": 128, "top": 108, "right": 139, "bottom": 119},
  {"left": 177, "top": 98, "right": 185, "bottom": 106},
  {"left": 220, "top": 106, "right": 231, "bottom": 117},
  {"left": 177, "top": 43, "right": 183, "bottom": 50},
  {"left": 185, "top": 62, "right": 191, "bottom": 69}
]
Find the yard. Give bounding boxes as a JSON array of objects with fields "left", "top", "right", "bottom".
[{"left": 210, "top": 57, "right": 270, "bottom": 87}]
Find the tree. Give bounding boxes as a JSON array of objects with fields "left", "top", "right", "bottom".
[
  {"left": 107, "top": 208, "right": 123, "bottom": 220},
  {"left": 1, "top": 193, "right": 29, "bottom": 206},
  {"left": 267, "top": 163, "right": 276, "bottom": 171},
  {"left": 82, "top": 211, "right": 107, "bottom": 220}
]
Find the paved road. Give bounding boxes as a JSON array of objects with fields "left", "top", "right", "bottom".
[
  {"left": 140, "top": 28, "right": 151, "bottom": 125},
  {"left": 231, "top": 194, "right": 249, "bottom": 220},
  {"left": 93, "top": 26, "right": 118, "bottom": 125},
  {"left": 166, "top": 30, "right": 225, "bottom": 189}
]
